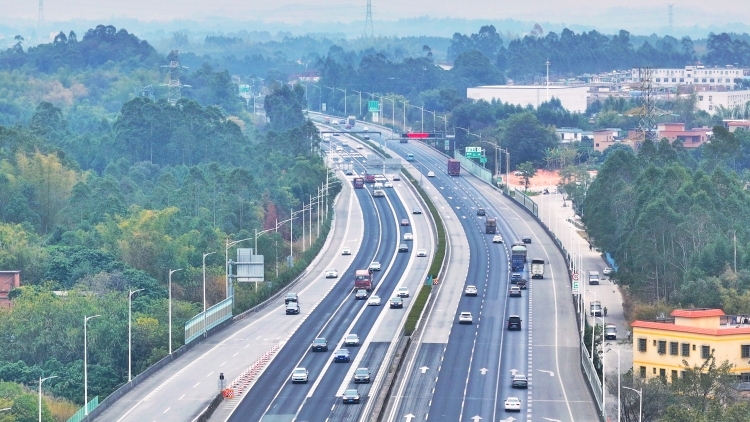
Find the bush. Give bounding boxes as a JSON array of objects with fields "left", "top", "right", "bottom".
[{"left": 404, "top": 284, "right": 431, "bottom": 336}]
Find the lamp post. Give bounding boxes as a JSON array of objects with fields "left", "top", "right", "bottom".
[
  {"left": 382, "top": 96, "right": 395, "bottom": 128},
  {"left": 622, "top": 386, "right": 642, "bottom": 422},
  {"left": 225, "top": 236, "right": 253, "bottom": 298},
  {"left": 401, "top": 100, "right": 408, "bottom": 131},
  {"left": 351, "top": 89, "right": 362, "bottom": 117},
  {"left": 409, "top": 104, "right": 425, "bottom": 132},
  {"left": 168, "top": 269, "right": 182, "bottom": 354},
  {"left": 607, "top": 347, "right": 621, "bottom": 422},
  {"left": 38, "top": 375, "right": 58, "bottom": 422},
  {"left": 128, "top": 288, "right": 144, "bottom": 382},
  {"left": 425, "top": 109, "right": 437, "bottom": 132},
  {"left": 202, "top": 252, "right": 216, "bottom": 337},
  {"left": 336, "top": 87, "right": 347, "bottom": 115},
  {"left": 84, "top": 315, "right": 100, "bottom": 414}
]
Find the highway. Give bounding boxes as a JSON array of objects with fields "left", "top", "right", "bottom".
[{"left": 226, "top": 131, "right": 435, "bottom": 421}]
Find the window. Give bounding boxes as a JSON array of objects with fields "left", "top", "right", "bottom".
[
  {"left": 681, "top": 343, "right": 690, "bottom": 357},
  {"left": 742, "top": 345, "right": 750, "bottom": 358},
  {"left": 658, "top": 340, "right": 667, "bottom": 354},
  {"left": 709, "top": 96, "right": 713, "bottom": 101},
  {"left": 680, "top": 78, "right": 684, "bottom": 82},
  {"left": 701, "top": 345, "right": 711, "bottom": 359},
  {"left": 671, "top": 370, "right": 678, "bottom": 382},
  {"left": 681, "top": 371, "right": 687, "bottom": 379},
  {"left": 741, "top": 373, "right": 750, "bottom": 382},
  {"left": 672, "top": 78, "right": 677, "bottom": 82},
  {"left": 710, "top": 79, "right": 715, "bottom": 83},
  {"left": 709, "top": 105, "right": 713, "bottom": 111},
  {"left": 698, "top": 95, "right": 704, "bottom": 101},
  {"left": 640, "top": 366, "right": 647, "bottom": 378},
  {"left": 660, "top": 368, "right": 666, "bottom": 380},
  {"left": 693, "top": 344, "right": 696, "bottom": 351},
  {"left": 670, "top": 342, "right": 678, "bottom": 355},
  {"left": 638, "top": 338, "right": 647, "bottom": 352},
  {"left": 702, "top": 78, "right": 707, "bottom": 83},
  {"left": 656, "top": 78, "right": 661, "bottom": 82}
]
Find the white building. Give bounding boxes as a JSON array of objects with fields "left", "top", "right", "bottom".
[
  {"left": 695, "top": 89, "right": 750, "bottom": 114},
  {"left": 467, "top": 85, "right": 589, "bottom": 113},
  {"left": 632, "top": 66, "right": 745, "bottom": 90}
]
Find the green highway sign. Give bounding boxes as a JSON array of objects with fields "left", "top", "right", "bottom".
[
  {"left": 368, "top": 101, "right": 380, "bottom": 112},
  {"left": 480, "top": 157, "right": 487, "bottom": 164},
  {"left": 465, "top": 146, "right": 482, "bottom": 159}
]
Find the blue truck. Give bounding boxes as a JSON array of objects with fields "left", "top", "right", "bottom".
[{"left": 511, "top": 243, "right": 527, "bottom": 271}]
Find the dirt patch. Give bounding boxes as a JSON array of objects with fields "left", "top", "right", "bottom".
[{"left": 510, "top": 169, "right": 562, "bottom": 189}]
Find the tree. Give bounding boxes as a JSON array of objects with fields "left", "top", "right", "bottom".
[
  {"left": 516, "top": 162, "right": 536, "bottom": 190},
  {"left": 500, "top": 112, "right": 558, "bottom": 168}
]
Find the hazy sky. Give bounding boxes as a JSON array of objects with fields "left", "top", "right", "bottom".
[{"left": 1, "top": 0, "right": 747, "bottom": 29}]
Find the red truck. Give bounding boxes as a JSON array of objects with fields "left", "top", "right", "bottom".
[
  {"left": 355, "top": 270, "right": 373, "bottom": 291},
  {"left": 353, "top": 177, "right": 364, "bottom": 188},
  {"left": 364, "top": 174, "right": 376, "bottom": 183},
  {"left": 447, "top": 159, "right": 460, "bottom": 176}
]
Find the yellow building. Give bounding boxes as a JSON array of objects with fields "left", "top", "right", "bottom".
[{"left": 632, "top": 309, "right": 750, "bottom": 382}]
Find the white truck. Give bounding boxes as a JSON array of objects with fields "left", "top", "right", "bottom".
[{"left": 530, "top": 258, "right": 545, "bottom": 279}]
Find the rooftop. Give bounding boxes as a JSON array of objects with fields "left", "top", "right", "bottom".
[{"left": 633, "top": 309, "right": 750, "bottom": 336}]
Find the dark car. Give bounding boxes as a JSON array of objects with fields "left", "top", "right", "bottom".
[
  {"left": 517, "top": 279, "right": 527, "bottom": 290},
  {"left": 512, "top": 374, "right": 528, "bottom": 389},
  {"left": 510, "top": 273, "right": 523, "bottom": 284},
  {"left": 285, "top": 293, "right": 299, "bottom": 304},
  {"left": 508, "top": 315, "right": 522, "bottom": 330},
  {"left": 342, "top": 389, "right": 360, "bottom": 404},
  {"left": 311, "top": 338, "right": 328, "bottom": 352},
  {"left": 333, "top": 349, "right": 350, "bottom": 363},
  {"left": 353, "top": 367, "right": 371, "bottom": 383},
  {"left": 522, "top": 236, "right": 532, "bottom": 244},
  {"left": 355, "top": 289, "right": 368, "bottom": 300},
  {"left": 398, "top": 243, "right": 409, "bottom": 252},
  {"left": 477, "top": 208, "right": 486, "bottom": 216},
  {"left": 390, "top": 297, "right": 404, "bottom": 308},
  {"left": 345, "top": 169, "right": 354, "bottom": 175},
  {"left": 401, "top": 219, "right": 410, "bottom": 226},
  {"left": 286, "top": 302, "right": 300, "bottom": 315}
]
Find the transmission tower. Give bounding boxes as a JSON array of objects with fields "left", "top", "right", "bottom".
[
  {"left": 636, "top": 67, "right": 657, "bottom": 143},
  {"left": 668, "top": 4, "right": 674, "bottom": 35},
  {"left": 160, "top": 51, "right": 191, "bottom": 105},
  {"left": 365, "top": 0, "right": 374, "bottom": 37},
  {"left": 38, "top": 0, "right": 44, "bottom": 27}
]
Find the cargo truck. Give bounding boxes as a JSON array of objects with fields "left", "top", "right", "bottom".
[
  {"left": 511, "top": 244, "right": 527, "bottom": 271},
  {"left": 530, "top": 258, "right": 545, "bottom": 279},
  {"left": 364, "top": 174, "right": 376, "bottom": 183},
  {"left": 485, "top": 217, "right": 497, "bottom": 234},
  {"left": 354, "top": 269, "right": 373, "bottom": 291},
  {"left": 353, "top": 177, "right": 364, "bottom": 189},
  {"left": 605, "top": 324, "right": 617, "bottom": 340},
  {"left": 447, "top": 159, "right": 461, "bottom": 176},
  {"left": 347, "top": 116, "right": 356, "bottom": 126}
]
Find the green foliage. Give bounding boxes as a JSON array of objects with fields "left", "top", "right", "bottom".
[
  {"left": 500, "top": 112, "right": 558, "bottom": 168},
  {"left": 404, "top": 285, "right": 432, "bottom": 336},
  {"left": 516, "top": 162, "right": 536, "bottom": 190}
]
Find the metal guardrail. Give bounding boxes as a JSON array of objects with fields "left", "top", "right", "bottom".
[
  {"left": 454, "top": 151, "right": 492, "bottom": 184},
  {"left": 512, "top": 188, "right": 539, "bottom": 216},
  {"left": 185, "top": 296, "right": 233, "bottom": 344},
  {"left": 66, "top": 396, "right": 98, "bottom": 422},
  {"left": 581, "top": 338, "right": 606, "bottom": 417}
]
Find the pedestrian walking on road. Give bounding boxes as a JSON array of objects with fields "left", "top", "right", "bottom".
[
  {"left": 603, "top": 307, "right": 608, "bottom": 317},
  {"left": 589, "top": 243, "right": 592, "bottom": 251}
]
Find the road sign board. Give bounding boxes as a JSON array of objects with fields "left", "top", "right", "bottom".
[
  {"left": 368, "top": 101, "right": 379, "bottom": 112},
  {"left": 572, "top": 281, "right": 580, "bottom": 294},
  {"left": 572, "top": 272, "right": 579, "bottom": 280},
  {"left": 480, "top": 156, "right": 487, "bottom": 164},
  {"left": 465, "top": 146, "right": 482, "bottom": 159},
  {"left": 372, "top": 111, "right": 379, "bottom": 123}
]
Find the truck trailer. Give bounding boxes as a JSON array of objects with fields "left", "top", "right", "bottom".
[
  {"left": 354, "top": 269, "right": 373, "bottom": 291},
  {"left": 485, "top": 218, "right": 497, "bottom": 234},
  {"left": 511, "top": 244, "right": 527, "bottom": 271},
  {"left": 353, "top": 177, "right": 364, "bottom": 189},
  {"left": 530, "top": 258, "right": 545, "bottom": 279},
  {"left": 447, "top": 159, "right": 461, "bottom": 176}
]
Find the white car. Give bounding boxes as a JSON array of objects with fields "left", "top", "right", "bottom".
[
  {"left": 384, "top": 181, "right": 393, "bottom": 188},
  {"left": 397, "top": 286, "right": 409, "bottom": 298},
  {"left": 416, "top": 249, "right": 427, "bottom": 257},
  {"left": 325, "top": 269, "right": 338, "bottom": 278},
  {"left": 504, "top": 397, "right": 521, "bottom": 412},
  {"left": 356, "top": 145, "right": 364, "bottom": 149},
  {"left": 404, "top": 232, "right": 414, "bottom": 241},
  {"left": 465, "top": 285, "right": 478, "bottom": 296},
  {"left": 427, "top": 171, "right": 435, "bottom": 177},
  {"left": 291, "top": 367, "right": 309, "bottom": 383},
  {"left": 369, "top": 261, "right": 381, "bottom": 271},
  {"left": 393, "top": 174, "right": 401, "bottom": 181},
  {"left": 344, "top": 333, "right": 360, "bottom": 347},
  {"left": 367, "top": 295, "right": 381, "bottom": 306},
  {"left": 603, "top": 267, "right": 613, "bottom": 275},
  {"left": 342, "top": 247, "right": 351, "bottom": 255},
  {"left": 492, "top": 235, "right": 503, "bottom": 243},
  {"left": 459, "top": 312, "right": 473, "bottom": 324}
]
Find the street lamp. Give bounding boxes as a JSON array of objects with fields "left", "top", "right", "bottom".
[
  {"left": 351, "top": 89, "right": 362, "bottom": 117},
  {"left": 202, "top": 252, "right": 216, "bottom": 337},
  {"left": 128, "top": 288, "right": 144, "bottom": 382},
  {"left": 309, "top": 85, "right": 322, "bottom": 112},
  {"left": 39, "top": 375, "right": 58, "bottom": 421},
  {"left": 408, "top": 104, "right": 425, "bottom": 132},
  {"left": 84, "top": 315, "right": 100, "bottom": 414},
  {"left": 622, "top": 386, "right": 642, "bottom": 422},
  {"left": 425, "top": 109, "right": 437, "bottom": 132},
  {"left": 325, "top": 86, "right": 336, "bottom": 114},
  {"left": 168, "top": 269, "right": 182, "bottom": 354},
  {"left": 605, "top": 347, "right": 622, "bottom": 422},
  {"left": 401, "top": 100, "right": 408, "bottom": 131},
  {"left": 381, "top": 96, "right": 395, "bottom": 128},
  {"left": 336, "top": 87, "right": 347, "bottom": 115},
  {"left": 586, "top": 289, "right": 597, "bottom": 365}
]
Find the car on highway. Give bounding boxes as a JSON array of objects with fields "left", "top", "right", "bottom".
[
  {"left": 517, "top": 279, "right": 527, "bottom": 290},
  {"left": 286, "top": 302, "right": 300, "bottom": 315},
  {"left": 345, "top": 169, "right": 354, "bottom": 175},
  {"left": 416, "top": 249, "right": 427, "bottom": 257},
  {"left": 509, "top": 286, "right": 522, "bottom": 297},
  {"left": 344, "top": 334, "right": 360, "bottom": 346},
  {"left": 511, "top": 374, "right": 528, "bottom": 389},
  {"left": 291, "top": 367, "right": 308, "bottom": 383},
  {"left": 504, "top": 397, "right": 522, "bottom": 412},
  {"left": 356, "top": 144, "right": 363, "bottom": 149},
  {"left": 339, "top": 119, "right": 346, "bottom": 124},
  {"left": 355, "top": 289, "right": 368, "bottom": 300},
  {"left": 353, "top": 368, "right": 371, "bottom": 383},
  {"left": 373, "top": 189, "right": 385, "bottom": 197},
  {"left": 603, "top": 267, "right": 613, "bottom": 275},
  {"left": 404, "top": 232, "right": 414, "bottom": 241},
  {"left": 384, "top": 181, "right": 393, "bottom": 188},
  {"left": 406, "top": 153, "right": 415, "bottom": 161},
  {"left": 427, "top": 171, "right": 435, "bottom": 177},
  {"left": 401, "top": 219, "right": 410, "bottom": 226},
  {"left": 342, "top": 389, "right": 360, "bottom": 404},
  {"left": 393, "top": 174, "right": 401, "bottom": 181},
  {"left": 333, "top": 349, "right": 350, "bottom": 363},
  {"left": 390, "top": 297, "right": 404, "bottom": 308},
  {"left": 332, "top": 132, "right": 340, "bottom": 136},
  {"left": 477, "top": 208, "right": 486, "bottom": 216},
  {"left": 511, "top": 273, "right": 523, "bottom": 283},
  {"left": 325, "top": 269, "right": 338, "bottom": 278},
  {"left": 311, "top": 338, "right": 328, "bottom": 352},
  {"left": 412, "top": 207, "right": 422, "bottom": 214},
  {"left": 367, "top": 295, "right": 381, "bottom": 306},
  {"left": 513, "top": 170, "right": 524, "bottom": 176},
  {"left": 605, "top": 323, "right": 617, "bottom": 340},
  {"left": 459, "top": 312, "right": 473, "bottom": 324},
  {"left": 465, "top": 285, "right": 478, "bottom": 296},
  {"left": 285, "top": 293, "right": 299, "bottom": 304},
  {"left": 492, "top": 235, "right": 503, "bottom": 243},
  {"left": 397, "top": 286, "right": 409, "bottom": 298},
  {"left": 342, "top": 247, "right": 351, "bottom": 255},
  {"left": 507, "top": 315, "right": 522, "bottom": 330},
  {"left": 398, "top": 243, "right": 409, "bottom": 252},
  {"left": 522, "top": 235, "right": 532, "bottom": 244},
  {"left": 369, "top": 261, "right": 381, "bottom": 271}
]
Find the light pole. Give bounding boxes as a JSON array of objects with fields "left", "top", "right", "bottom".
[
  {"left": 325, "top": 86, "right": 335, "bottom": 114},
  {"left": 425, "top": 110, "right": 437, "bottom": 132},
  {"left": 352, "top": 89, "right": 362, "bottom": 117},
  {"left": 409, "top": 104, "right": 425, "bottom": 132},
  {"left": 225, "top": 237, "right": 253, "bottom": 297},
  {"left": 168, "top": 269, "right": 182, "bottom": 354},
  {"left": 38, "top": 375, "right": 57, "bottom": 422},
  {"left": 607, "top": 347, "right": 621, "bottom": 422},
  {"left": 622, "top": 386, "right": 642, "bottom": 422},
  {"left": 401, "top": 100, "right": 408, "bottom": 131},
  {"left": 336, "top": 87, "right": 347, "bottom": 115},
  {"left": 128, "top": 288, "right": 144, "bottom": 382},
  {"left": 202, "top": 252, "right": 216, "bottom": 336},
  {"left": 84, "top": 315, "right": 100, "bottom": 414}
]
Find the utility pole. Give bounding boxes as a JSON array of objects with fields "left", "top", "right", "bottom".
[
  {"left": 546, "top": 60, "right": 551, "bottom": 102},
  {"left": 365, "top": 0, "right": 374, "bottom": 37}
]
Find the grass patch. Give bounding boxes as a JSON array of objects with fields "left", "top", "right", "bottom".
[{"left": 404, "top": 284, "right": 432, "bottom": 336}]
